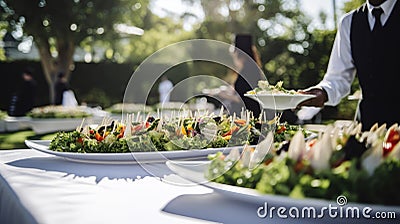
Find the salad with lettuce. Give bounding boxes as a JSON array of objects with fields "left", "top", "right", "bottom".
[
  {"left": 105, "top": 103, "right": 154, "bottom": 114},
  {"left": 28, "top": 105, "right": 91, "bottom": 118},
  {"left": 246, "top": 80, "right": 299, "bottom": 95},
  {"left": 206, "top": 122, "right": 400, "bottom": 206},
  {"left": 49, "top": 112, "right": 311, "bottom": 153}
]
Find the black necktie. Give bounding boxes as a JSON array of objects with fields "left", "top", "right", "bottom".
[{"left": 372, "top": 7, "right": 383, "bottom": 32}]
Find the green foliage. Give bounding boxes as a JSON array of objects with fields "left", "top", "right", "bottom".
[
  {"left": 0, "top": 110, "right": 6, "bottom": 120},
  {"left": 336, "top": 100, "right": 358, "bottom": 120},
  {"left": 0, "top": 0, "right": 149, "bottom": 47},
  {"left": 187, "top": 0, "right": 334, "bottom": 91},
  {"left": 80, "top": 88, "right": 112, "bottom": 109},
  {"left": 0, "top": 131, "right": 32, "bottom": 149},
  {"left": 0, "top": 0, "right": 366, "bottom": 121},
  {"left": 343, "top": 0, "right": 365, "bottom": 13},
  {"left": 265, "top": 29, "right": 336, "bottom": 89},
  {"left": 122, "top": 15, "right": 195, "bottom": 62},
  {"left": 0, "top": 130, "right": 56, "bottom": 149},
  {"left": 365, "top": 158, "right": 400, "bottom": 205},
  {"left": 0, "top": 22, "right": 7, "bottom": 61},
  {"left": 207, "top": 152, "right": 400, "bottom": 205},
  {"left": 0, "top": 0, "right": 153, "bottom": 82}
]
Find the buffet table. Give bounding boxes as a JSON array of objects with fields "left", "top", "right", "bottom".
[{"left": 0, "top": 149, "right": 397, "bottom": 224}]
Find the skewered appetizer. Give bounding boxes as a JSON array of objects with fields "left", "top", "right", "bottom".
[{"left": 206, "top": 122, "right": 400, "bottom": 205}]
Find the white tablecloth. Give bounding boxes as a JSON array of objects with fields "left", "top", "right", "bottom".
[{"left": 0, "top": 149, "right": 397, "bottom": 224}]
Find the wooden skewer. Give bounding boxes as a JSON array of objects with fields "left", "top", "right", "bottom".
[{"left": 76, "top": 118, "right": 85, "bottom": 132}]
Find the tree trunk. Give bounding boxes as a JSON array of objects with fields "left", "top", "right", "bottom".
[
  {"left": 34, "top": 37, "right": 75, "bottom": 104},
  {"left": 35, "top": 37, "right": 57, "bottom": 104},
  {"left": 57, "top": 39, "right": 75, "bottom": 80}
]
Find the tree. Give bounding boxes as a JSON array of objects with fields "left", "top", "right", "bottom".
[
  {"left": 343, "top": 0, "right": 365, "bottom": 12},
  {"left": 183, "top": 0, "right": 313, "bottom": 86},
  {"left": 0, "top": 0, "right": 148, "bottom": 103},
  {"left": 121, "top": 13, "right": 195, "bottom": 63}
]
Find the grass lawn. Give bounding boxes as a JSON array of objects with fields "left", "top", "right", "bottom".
[{"left": 0, "top": 130, "right": 57, "bottom": 149}]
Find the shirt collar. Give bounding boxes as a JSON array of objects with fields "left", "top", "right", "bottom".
[{"left": 367, "top": 0, "right": 397, "bottom": 15}]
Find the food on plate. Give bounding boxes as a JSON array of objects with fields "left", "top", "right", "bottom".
[
  {"left": 106, "top": 103, "right": 154, "bottom": 114},
  {"left": 246, "top": 80, "right": 300, "bottom": 95},
  {"left": 28, "top": 105, "right": 91, "bottom": 118},
  {"left": 49, "top": 111, "right": 312, "bottom": 153},
  {"left": 244, "top": 81, "right": 316, "bottom": 110},
  {"left": 206, "top": 122, "right": 400, "bottom": 205}
]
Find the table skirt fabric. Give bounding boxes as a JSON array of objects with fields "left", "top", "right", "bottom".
[{"left": 0, "top": 149, "right": 397, "bottom": 224}]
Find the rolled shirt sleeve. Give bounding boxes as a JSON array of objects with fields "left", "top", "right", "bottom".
[{"left": 315, "top": 11, "right": 357, "bottom": 106}]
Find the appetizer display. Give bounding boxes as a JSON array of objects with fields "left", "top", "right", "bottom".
[
  {"left": 244, "top": 80, "right": 315, "bottom": 110},
  {"left": 49, "top": 111, "right": 312, "bottom": 154},
  {"left": 246, "top": 80, "right": 299, "bottom": 95},
  {"left": 28, "top": 105, "right": 91, "bottom": 119},
  {"left": 206, "top": 122, "right": 400, "bottom": 206},
  {"left": 106, "top": 103, "right": 154, "bottom": 114}
]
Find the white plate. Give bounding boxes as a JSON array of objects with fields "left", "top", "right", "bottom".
[
  {"left": 303, "top": 124, "right": 327, "bottom": 133},
  {"left": 29, "top": 118, "right": 87, "bottom": 134},
  {"left": 25, "top": 140, "right": 245, "bottom": 164},
  {"left": 166, "top": 160, "right": 400, "bottom": 213},
  {"left": 28, "top": 116, "right": 108, "bottom": 135},
  {"left": 4, "top": 116, "right": 32, "bottom": 132},
  {"left": 244, "top": 93, "right": 315, "bottom": 110}
]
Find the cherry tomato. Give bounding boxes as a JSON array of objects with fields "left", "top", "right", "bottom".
[
  {"left": 383, "top": 129, "right": 400, "bottom": 156},
  {"left": 276, "top": 125, "right": 286, "bottom": 134},
  {"left": 222, "top": 126, "right": 239, "bottom": 137}
]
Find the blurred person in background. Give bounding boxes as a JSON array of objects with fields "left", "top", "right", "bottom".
[
  {"left": 229, "top": 33, "right": 264, "bottom": 118},
  {"left": 8, "top": 68, "right": 37, "bottom": 116},
  {"left": 298, "top": 0, "right": 399, "bottom": 131},
  {"left": 228, "top": 34, "right": 304, "bottom": 123},
  {"left": 158, "top": 75, "right": 173, "bottom": 104},
  {"left": 54, "top": 72, "right": 69, "bottom": 105}
]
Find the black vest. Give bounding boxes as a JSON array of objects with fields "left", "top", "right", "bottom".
[{"left": 350, "top": 1, "right": 400, "bottom": 130}]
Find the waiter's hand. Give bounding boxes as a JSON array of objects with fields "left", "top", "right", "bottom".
[{"left": 297, "top": 88, "right": 328, "bottom": 108}]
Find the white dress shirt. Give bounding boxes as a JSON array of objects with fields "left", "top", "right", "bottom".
[
  {"left": 315, "top": 0, "right": 397, "bottom": 106},
  {"left": 158, "top": 79, "right": 173, "bottom": 103}
]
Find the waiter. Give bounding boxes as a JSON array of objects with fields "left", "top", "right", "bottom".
[{"left": 299, "top": 0, "right": 399, "bottom": 130}]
